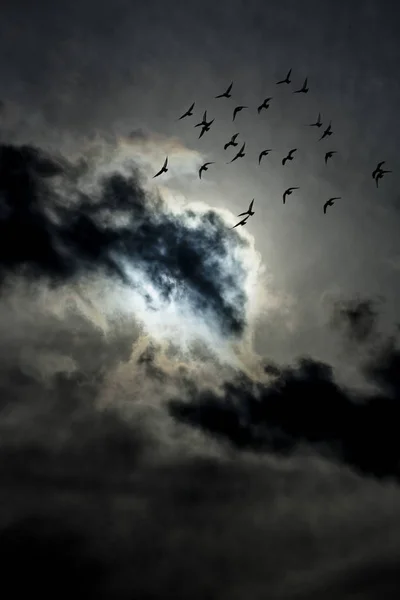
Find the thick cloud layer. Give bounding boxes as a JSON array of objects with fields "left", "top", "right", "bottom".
[
  {"left": 0, "top": 290, "right": 400, "bottom": 598},
  {"left": 0, "top": 142, "right": 251, "bottom": 337}
]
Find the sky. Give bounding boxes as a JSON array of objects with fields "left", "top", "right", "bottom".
[{"left": 1, "top": 0, "right": 400, "bottom": 598}]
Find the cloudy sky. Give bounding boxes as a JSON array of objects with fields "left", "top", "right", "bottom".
[{"left": 1, "top": 1, "right": 400, "bottom": 598}]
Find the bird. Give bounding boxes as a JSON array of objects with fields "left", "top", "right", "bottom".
[
  {"left": 293, "top": 78, "right": 309, "bottom": 94},
  {"left": 325, "top": 151, "right": 337, "bottom": 164},
  {"left": 372, "top": 161, "right": 386, "bottom": 179},
  {"left": 233, "top": 106, "right": 248, "bottom": 121},
  {"left": 283, "top": 187, "right": 299, "bottom": 204},
  {"left": 276, "top": 69, "right": 292, "bottom": 84},
  {"left": 282, "top": 149, "right": 297, "bottom": 166},
  {"left": 224, "top": 133, "right": 239, "bottom": 150},
  {"left": 231, "top": 216, "right": 249, "bottom": 229},
  {"left": 153, "top": 157, "right": 168, "bottom": 178},
  {"left": 237, "top": 199, "right": 255, "bottom": 217},
  {"left": 215, "top": 82, "right": 233, "bottom": 98},
  {"left": 194, "top": 110, "right": 208, "bottom": 127},
  {"left": 198, "top": 119, "right": 214, "bottom": 138},
  {"left": 178, "top": 102, "right": 195, "bottom": 120},
  {"left": 323, "top": 197, "right": 340, "bottom": 213},
  {"left": 257, "top": 98, "right": 272, "bottom": 113},
  {"left": 227, "top": 143, "right": 246, "bottom": 163},
  {"left": 375, "top": 169, "right": 392, "bottom": 187},
  {"left": 319, "top": 121, "right": 333, "bottom": 141},
  {"left": 309, "top": 113, "right": 322, "bottom": 127},
  {"left": 199, "top": 162, "right": 214, "bottom": 178},
  {"left": 258, "top": 149, "right": 273, "bottom": 165}
]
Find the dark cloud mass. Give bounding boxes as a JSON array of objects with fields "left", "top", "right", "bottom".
[
  {"left": 169, "top": 339, "right": 400, "bottom": 480},
  {"left": 0, "top": 142, "right": 248, "bottom": 336}
]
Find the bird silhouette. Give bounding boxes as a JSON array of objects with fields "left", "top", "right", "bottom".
[
  {"left": 257, "top": 98, "right": 272, "bottom": 113},
  {"left": 231, "top": 216, "right": 249, "bottom": 229},
  {"left": 282, "top": 149, "right": 297, "bottom": 166},
  {"left": 258, "top": 149, "right": 273, "bottom": 165},
  {"left": 293, "top": 78, "right": 309, "bottom": 94},
  {"left": 319, "top": 121, "right": 333, "bottom": 141},
  {"left": 325, "top": 151, "right": 337, "bottom": 164},
  {"left": 276, "top": 69, "right": 292, "bottom": 84},
  {"left": 233, "top": 106, "right": 248, "bottom": 121},
  {"left": 237, "top": 199, "right": 255, "bottom": 217},
  {"left": 227, "top": 143, "right": 246, "bottom": 163},
  {"left": 323, "top": 197, "right": 340, "bottom": 213},
  {"left": 372, "top": 162, "right": 386, "bottom": 179},
  {"left": 309, "top": 113, "right": 322, "bottom": 127},
  {"left": 198, "top": 119, "right": 214, "bottom": 138},
  {"left": 375, "top": 169, "right": 392, "bottom": 187},
  {"left": 199, "top": 162, "right": 214, "bottom": 178},
  {"left": 283, "top": 187, "right": 299, "bottom": 204},
  {"left": 178, "top": 102, "right": 195, "bottom": 120},
  {"left": 224, "top": 133, "right": 239, "bottom": 150},
  {"left": 194, "top": 110, "right": 208, "bottom": 127},
  {"left": 215, "top": 82, "right": 233, "bottom": 98},
  {"left": 153, "top": 157, "right": 168, "bottom": 178}
]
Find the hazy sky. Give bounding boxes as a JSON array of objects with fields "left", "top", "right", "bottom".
[{"left": 1, "top": 1, "right": 400, "bottom": 598}]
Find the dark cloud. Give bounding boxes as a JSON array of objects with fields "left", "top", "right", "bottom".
[
  {"left": 330, "top": 296, "right": 382, "bottom": 343},
  {"left": 0, "top": 142, "right": 250, "bottom": 337},
  {"left": 0, "top": 515, "right": 109, "bottom": 599},
  {"left": 169, "top": 331, "right": 400, "bottom": 480},
  {"left": 1, "top": 456, "right": 400, "bottom": 600}
]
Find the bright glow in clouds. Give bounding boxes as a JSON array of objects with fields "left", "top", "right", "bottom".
[
  {"left": 82, "top": 136, "right": 270, "bottom": 362},
  {"left": 18, "top": 133, "right": 277, "bottom": 367}
]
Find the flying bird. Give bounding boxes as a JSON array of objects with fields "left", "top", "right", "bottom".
[
  {"left": 224, "top": 133, "right": 239, "bottom": 150},
  {"left": 323, "top": 197, "right": 340, "bottom": 213},
  {"left": 276, "top": 69, "right": 292, "bottom": 84},
  {"left": 257, "top": 98, "right": 272, "bottom": 113},
  {"left": 199, "top": 162, "right": 214, "bottom": 178},
  {"left": 258, "top": 149, "right": 273, "bottom": 165},
  {"left": 198, "top": 119, "right": 214, "bottom": 138},
  {"left": 375, "top": 169, "right": 392, "bottom": 187},
  {"left": 293, "top": 78, "right": 309, "bottom": 94},
  {"left": 215, "top": 82, "right": 233, "bottom": 98},
  {"left": 325, "top": 151, "right": 337, "bottom": 164},
  {"left": 309, "top": 113, "right": 322, "bottom": 127},
  {"left": 372, "top": 161, "right": 386, "bottom": 179},
  {"left": 153, "top": 157, "right": 168, "bottom": 178},
  {"left": 194, "top": 110, "right": 208, "bottom": 127},
  {"left": 233, "top": 106, "right": 248, "bottom": 121},
  {"left": 227, "top": 143, "right": 246, "bottom": 163},
  {"left": 237, "top": 199, "right": 255, "bottom": 217},
  {"left": 283, "top": 187, "right": 299, "bottom": 204},
  {"left": 231, "top": 216, "right": 249, "bottom": 229},
  {"left": 178, "top": 102, "right": 195, "bottom": 120},
  {"left": 282, "top": 149, "right": 297, "bottom": 166},
  {"left": 319, "top": 121, "right": 333, "bottom": 141}
]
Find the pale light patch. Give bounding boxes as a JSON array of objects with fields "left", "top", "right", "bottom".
[{"left": 116, "top": 131, "right": 206, "bottom": 181}]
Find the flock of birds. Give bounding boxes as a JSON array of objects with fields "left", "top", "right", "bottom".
[{"left": 152, "top": 70, "right": 393, "bottom": 230}]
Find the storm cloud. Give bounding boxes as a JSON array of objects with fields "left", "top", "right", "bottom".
[
  {"left": 0, "top": 142, "right": 253, "bottom": 337},
  {"left": 169, "top": 328, "right": 400, "bottom": 480}
]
